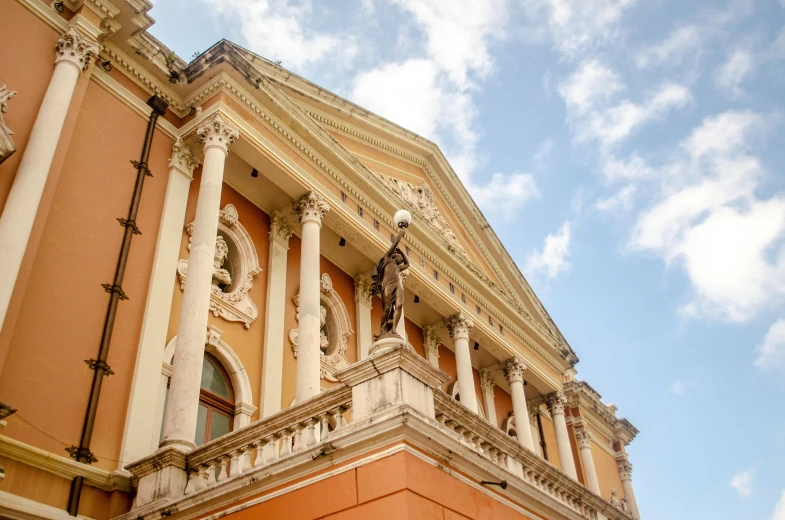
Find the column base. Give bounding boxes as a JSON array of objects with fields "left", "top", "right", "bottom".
[
  {"left": 125, "top": 446, "right": 188, "bottom": 509},
  {"left": 369, "top": 336, "right": 412, "bottom": 356}
]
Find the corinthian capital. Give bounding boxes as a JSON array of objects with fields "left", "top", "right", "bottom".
[
  {"left": 575, "top": 426, "right": 592, "bottom": 449},
  {"left": 55, "top": 26, "right": 101, "bottom": 73},
  {"left": 617, "top": 459, "right": 633, "bottom": 480},
  {"left": 294, "top": 191, "right": 330, "bottom": 226},
  {"left": 423, "top": 326, "right": 440, "bottom": 360},
  {"left": 354, "top": 274, "right": 372, "bottom": 306},
  {"left": 269, "top": 212, "right": 293, "bottom": 248},
  {"left": 502, "top": 357, "right": 526, "bottom": 384},
  {"left": 446, "top": 312, "right": 473, "bottom": 340},
  {"left": 169, "top": 138, "right": 199, "bottom": 179},
  {"left": 546, "top": 391, "right": 567, "bottom": 415},
  {"left": 479, "top": 367, "right": 495, "bottom": 395},
  {"left": 198, "top": 113, "right": 239, "bottom": 153}
]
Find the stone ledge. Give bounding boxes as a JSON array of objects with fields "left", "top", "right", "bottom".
[{"left": 334, "top": 344, "right": 449, "bottom": 389}]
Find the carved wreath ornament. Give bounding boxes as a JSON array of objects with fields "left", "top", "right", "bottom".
[
  {"left": 289, "top": 274, "right": 354, "bottom": 381},
  {"left": 177, "top": 204, "right": 261, "bottom": 328}
]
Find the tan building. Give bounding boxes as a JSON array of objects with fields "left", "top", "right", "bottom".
[{"left": 0, "top": 1, "right": 640, "bottom": 519}]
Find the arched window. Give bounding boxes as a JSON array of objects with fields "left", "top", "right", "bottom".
[{"left": 195, "top": 354, "right": 234, "bottom": 446}]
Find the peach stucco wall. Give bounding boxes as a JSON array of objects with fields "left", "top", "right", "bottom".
[
  {"left": 222, "top": 451, "right": 534, "bottom": 520},
  {"left": 0, "top": 76, "right": 173, "bottom": 474},
  {"left": 0, "top": 2, "right": 95, "bottom": 376}
]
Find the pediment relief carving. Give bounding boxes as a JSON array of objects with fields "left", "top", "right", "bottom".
[
  {"left": 373, "top": 172, "right": 467, "bottom": 258},
  {"left": 177, "top": 204, "right": 262, "bottom": 328}
]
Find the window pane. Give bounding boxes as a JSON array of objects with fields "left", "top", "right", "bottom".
[
  {"left": 195, "top": 404, "right": 208, "bottom": 447},
  {"left": 200, "top": 357, "right": 231, "bottom": 399},
  {"left": 210, "top": 411, "right": 231, "bottom": 441}
]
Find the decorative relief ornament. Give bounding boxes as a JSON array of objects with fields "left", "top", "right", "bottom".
[
  {"left": 294, "top": 191, "right": 330, "bottom": 226},
  {"left": 55, "top": 26, "right": 101, "bottom": 72},
  {"left": 374, "top": 173, "right": 466, "bottom": 257},
  {"left": 177, "top": 204, "right": 261, "bottom": 328},
  {"left": 617, "top": 459, "right": 633, "bottom": 480},
  {"left": 446, "top": 312, "right": 473, "bottom": 339},
  {"left": 288, "top": 273, "right": 354, "bottom": 381},
  {"left": 197, "top": 113, "right": 239, "bottom": 153},
  {"left": 575, "top": 426, "right": 592, "bottom": 449},
  {"left": 0, "top": 86, "right": 16, "bottom": 165},
  {"left": 169, "top": 137, "right": 199, "bottom": 178},
  {"left": 502, "top": 357, "right": 526, "bottom": 384},
  {"left": 546, "top": 391, "right": 567, "bottom": 415}
]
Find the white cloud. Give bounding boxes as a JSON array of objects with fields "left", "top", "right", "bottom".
[
  {"left": 470, "top": 173, "right": 539, "bottom": 218},
  {"left": 596, "top": 185, "right": 636, "bottom": 212},
  {"left": 669, "top": 379, "right": 687, "bottom": 395},
  {"left": 635, "top": 25, "right": 704, "bottom": 68},
  {"left": 523, "top": 0, "right": 635, "bottom": 59},
  {"left": 755, "top": 318, "right": 785, "bottom": 371},
  {"left": 715, "top": 49, "right": 756, "bottom": 99},
  {"left": 525, "top": 222, "right": 572, "bottom": 279},
  {"left": 559, "top": 61, "right": 691, "bottom": 149},
  {"left": 391, "top": 0, "right": 508, "bottom": 89},
  {"left": 629, "top": 111, "right": 785, "bottom": 322},
  {"left": 772, "top": 490, "right": 785, "bottom": 520},
  {"left": 730, "top": 467, "right": 755, "bottom": 498},
  {"left": 202, "top": 0, "right": 357, "bottom": 71}
]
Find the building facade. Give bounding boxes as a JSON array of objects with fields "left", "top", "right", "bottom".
[{"left": 0, "top": 1, "right": 640, "bottom": 519}]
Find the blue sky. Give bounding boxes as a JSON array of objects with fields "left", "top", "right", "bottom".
[{"left": 148, "top": 1, "right": 785, "bottom": 518}]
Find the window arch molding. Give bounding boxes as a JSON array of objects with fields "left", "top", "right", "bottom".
[{"left": 161, "top": 325, "right": 257, "bottom": 429}]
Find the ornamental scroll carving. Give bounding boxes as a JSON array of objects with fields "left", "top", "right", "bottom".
[
  {"left": 0, "top": 86, "right": 17, "bottom": 165},
  {"left": 373, "top": 173, "right": 466, "bottom": 257},
  {"left": 177, "top": 204, "right": 261, "bottom": 328},
  {"left": 289, "top": 273, "right": 354, "bottom": 382}
]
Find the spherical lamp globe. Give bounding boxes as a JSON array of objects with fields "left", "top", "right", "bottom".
[{"left": 394, "top": 209, "right": 412, "bottom": 229}]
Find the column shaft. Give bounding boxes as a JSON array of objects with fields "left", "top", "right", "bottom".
[
  {"left": 548, "top": 392, "right": 578, "bottom": 480},
  {"left": 0, "top": 27, "right": 98, "bottom": 332},
  {"left": 502, "top": 357, "right": 534, "bottom": 451},
  {"left": 619, "top": 460, "right": 640, "bottom": 518},
  {"left": 160, "top": 114, "right": 237, "bottom": 451},
  {"left": 354, "top": 275, "right": 373, "bottom": 361},
  {"left": 479, "top": 368, "right": 497, "bottom": 426},
  {"left": 294, "top": 192, "right": 329, "bottom": 403},
  {"left": 260, "top": 214, "right": 291, "bottom": 417},
  {"left": 120, "top": 139, "right": 196, "bottom": 464},
  {"left": 447, "top": 314, "right": 477, "bottom": 413},
  {"left": 576, "top": 427, "right": 601, "bottom": 494}
]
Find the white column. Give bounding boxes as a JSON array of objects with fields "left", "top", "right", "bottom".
[
  {"left": 502, "top": 357, "right": 535, "bottom": 451},
  {"left": 0, "top": 26, "right": 99, "bottom": 333},
  {"left": 354, "top": 274, "right": 373, "bottom": 361},
  {"left": 423, "top": 326, "right": 440, "bottom": 368},
  {"left": 479, "top": 367, "right": 497, "bottom": 426},
  {"left": 576, "top": 426, "right": 601, "bottom": 495},
  {"left": 618, "top": 459, "right": 640, "bottom": 518},
  {"left": 260, "top": 213, "right": 292, "bottom": 418},
  {"left": 293, "top": 191, "right": 329, "bottom": 403},
  {"left": 160, "top": 114, "right": 238, "bottom": 451},
  {"left": 446, "top": 313, "right": 477, "bottom": 414},
  {"left": 120, "top": 138, "right": 197, "bottom": 465},
  {"left": 547, "top": 391, "right": 578, "bottom": 480}
]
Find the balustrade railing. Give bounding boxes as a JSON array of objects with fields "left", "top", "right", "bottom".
[
  {"left": 182, "top": 385, "right": 351, "bottom": 495},
  {"left": 433, "top": 390, "right": 632, "bottom": 520}
]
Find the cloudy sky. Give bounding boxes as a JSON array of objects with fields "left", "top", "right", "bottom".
[{"left": 149, "top": 1, "right": 785, "bottom": 518}]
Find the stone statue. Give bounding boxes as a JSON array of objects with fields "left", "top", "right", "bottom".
[
  {"left": 211, "top": 235, "right": 232, "bottom": 289},
  {"left": 372, "top": 224, "right": 410, "bottom": 341},
  {"left": 620, "top": 497, "right": 631, "bottom": 514},
  {"left": 610, "top": 489, "right": 620, "bottom": 507}
]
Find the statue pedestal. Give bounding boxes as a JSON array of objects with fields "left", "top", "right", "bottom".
[{"left": 369, "top": 336, "right": 413, "bottom": 357}]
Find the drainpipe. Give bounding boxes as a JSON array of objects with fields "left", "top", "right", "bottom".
[{"left": 66, "top": 96, "right": 168, "bottom": 516}]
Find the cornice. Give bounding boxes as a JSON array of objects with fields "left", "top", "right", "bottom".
[
  {"left": 563, "top": 381, "right": 638, "bottom": 446},
  {"left": 0, "top": 434, "right": 132, "bottom": 492}
]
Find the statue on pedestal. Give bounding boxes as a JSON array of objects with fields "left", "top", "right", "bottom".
[{"left": 371, "top": 210, "right": 411, "bottom": 343}]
